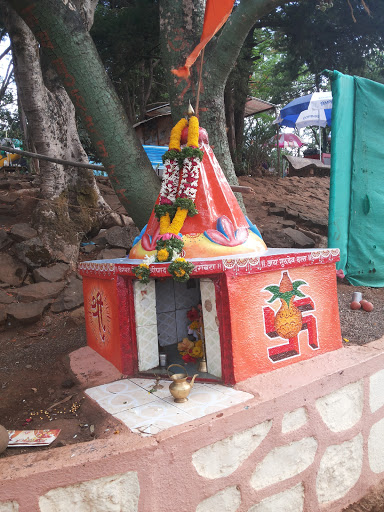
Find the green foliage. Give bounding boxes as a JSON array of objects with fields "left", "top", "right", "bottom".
[
  {"left": 258, "top": 0, "right": 384, "bottom": 87},
  {"left": 240, "top": 112, "right": 276, "bottom": 175},
  {"left": 154, "top": 203, "right": 176, "bottom": 221},
  {"left": 168, "top": 258, "right": 195, "bottom": 282},
  {"left": 91, "top": 0, "right": 168, "bottom": 122},
  {"left": 180, "top": 147, "right": 204, "bottom": 163},
  {"left": 250, "top": 29, "right": 316, "bottom": 106},
  {"left": 156, "top": 236, "right": 184, "bottom": 256},
  {"left": 162, "top": 149, "right": 181, "bottom": 163},
  {"left": 174, "top": 197, "right": 198, "bottom": 217},
  {"left": 133, "top": 264, "right": 150, "bottom": 284}
]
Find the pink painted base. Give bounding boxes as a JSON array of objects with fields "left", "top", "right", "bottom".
[{"left": 1, "top": 338, "right": 384, "bottom": 511}]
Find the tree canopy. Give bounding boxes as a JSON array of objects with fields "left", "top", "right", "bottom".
[{"left": 2, "top": 0, "right": 382, "bottom": 235}]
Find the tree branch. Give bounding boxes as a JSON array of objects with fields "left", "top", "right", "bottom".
[{"left": 206, "top": 0, "right": 286, "bottom": 86}]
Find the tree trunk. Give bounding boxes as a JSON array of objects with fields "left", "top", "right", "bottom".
[
  {"left": 224, "top": 85, "right": 236, "bottom": 162},
  {"left": 159, "top": 0, "right": 282, "bottom": 208},
  {"left": 9, "top": 0, "right": 161, "bottom": 229},
  {"left": 10, "top": 0, "right": 283, "bottom": 227},
  {"left": 3, "top": 2, "right": 110, "bottom": 263}
]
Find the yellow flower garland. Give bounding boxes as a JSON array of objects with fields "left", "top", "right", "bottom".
[
  {"left": 187, "top": 116, "right": 199, "bottom": 148},
  {"left": 169, "top": 118, "right": 188, "bottom": 151},
  {"left": 157, "top": 248, "right": 169, "bottom": 262},
  {"left": 168, "top": 207, "right": 188, "bottom": 235},
  {"left": 175, "top": 269, "right": 186, "bottom": 278},
  {"left": 159, "top": 212, "right": 171, "bottom": 235}
]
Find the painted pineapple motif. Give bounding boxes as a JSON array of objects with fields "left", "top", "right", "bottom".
[{"left": 264, "top": 272, "right": 307, "bottom": 339}]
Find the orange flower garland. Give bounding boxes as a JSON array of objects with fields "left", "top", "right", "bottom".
[
  {"left": 187, "top": 116, "right": 200, "bottom": 148},
  {"left": 169, "top": 118, "right": 188, "bottom": 151}
]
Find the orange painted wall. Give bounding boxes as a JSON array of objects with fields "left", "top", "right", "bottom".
[
  {"left": 226, "top": 263, "right": 342, "bottom": 382},
  {"left": 82, "top": 277, "right": 125, "bottom": 372}
]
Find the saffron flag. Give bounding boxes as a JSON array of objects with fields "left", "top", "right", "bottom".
[{"left": 172, "top": 0, "right": 235, "bottom": 79}]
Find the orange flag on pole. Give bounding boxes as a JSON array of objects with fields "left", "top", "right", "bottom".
[{"left": 172, "top": 0, "right": 235, "bottom": 79}]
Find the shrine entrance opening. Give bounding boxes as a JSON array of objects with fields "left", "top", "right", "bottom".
[{"left": 134, "top": 277, "right": 222, "bottom": 381}]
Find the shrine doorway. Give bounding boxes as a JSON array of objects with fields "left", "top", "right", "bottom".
[{"left": 133, "top": 277, "right": 222, "bottom": 380}]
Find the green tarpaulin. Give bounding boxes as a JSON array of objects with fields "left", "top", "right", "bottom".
[{"left": 328, "top": 70, "right": 384, "bottom": 287}]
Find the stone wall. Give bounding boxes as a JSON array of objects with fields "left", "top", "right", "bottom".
[{"left": 2, "top": 338, "right": 384, "bottom": 511}]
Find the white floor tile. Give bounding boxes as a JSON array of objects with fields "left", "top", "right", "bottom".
[{"left": 87, "top": 377, "right": 254, "bottom": 436}]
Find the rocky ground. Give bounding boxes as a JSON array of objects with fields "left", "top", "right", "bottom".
[{"left": 0, "top": 172, "right": 382, "bottom": 458}]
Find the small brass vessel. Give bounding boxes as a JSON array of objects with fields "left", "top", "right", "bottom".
[{"left": 168, "top": 364, "right": 198, "bottom": 403}]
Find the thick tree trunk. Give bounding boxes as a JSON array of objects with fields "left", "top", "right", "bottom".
[
  {"left": 9, "top": 0, "right": 160, "bottom": 229},
  {"left": 224, "top": 85, "right": 236, "bottom": 162},
  {"left": 159, "top": 0, "right": 245, "bottom": 210},
  {"left": 159, "top": 0, "right": 282, "bottom": 208},
  {"left": 3, "top": 2, "right": 110, "bottom": 263},
  {"left": 10, "top": 0, "right": 283, "bottom": 228}
]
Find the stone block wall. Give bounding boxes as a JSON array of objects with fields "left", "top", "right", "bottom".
[{"left": 2, "top": 338, "right": 384, "bottom": 511}]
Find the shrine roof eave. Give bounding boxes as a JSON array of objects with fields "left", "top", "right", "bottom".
[{"left": 78, "top": 248, "right": 340, "bottom": 280}]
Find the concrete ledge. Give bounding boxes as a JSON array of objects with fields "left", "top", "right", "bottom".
[{"left": 1, "top": 338, "right": 384, "bottom": 511}]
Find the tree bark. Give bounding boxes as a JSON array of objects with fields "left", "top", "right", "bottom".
[
  {"left": 9, "top": 0, "right": 285, "bottom": 228},
  {"left": 8, "top": 0, "right": 161, "bottom": 229},
  {"left": 159, "top": 0, "right": 283, "bottom": 209},
  {"left": 3, "top": 1, "right": 110, "bottom": 263}
]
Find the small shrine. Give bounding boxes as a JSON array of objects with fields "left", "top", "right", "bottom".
[{"left": 79, "top": 109, "right": 342, "bottom": 385}]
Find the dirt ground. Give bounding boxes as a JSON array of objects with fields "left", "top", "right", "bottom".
[{"left": 0, "top": 175, "right": 383, "bottom": 458}]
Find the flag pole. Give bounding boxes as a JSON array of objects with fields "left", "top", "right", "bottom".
[{"left": 195, "top": 48, "right": 205, "bottom": 117}]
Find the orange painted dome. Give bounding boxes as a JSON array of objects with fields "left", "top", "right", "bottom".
[{"left": 129, "top": 127, "right": 266, "bottom": 260}]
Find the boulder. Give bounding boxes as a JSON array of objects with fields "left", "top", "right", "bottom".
[
  {"left": 298, "top": 213, "right": 328, "bottom": 231},
  {"left": 0, "top": 253, "right": 27, "bottom": 286},
  {"left": 14, "top": 238, "right": 54, "bottom": 268},
  {"left": 33, "top": 263, "right": 70, "bottom": 283},
  {"left": 80, "top": 243, "right": 97, "bottom": 254},
  {"left": 99, "top": 248, "right": 127, "bottom": 259},
  {"left": 101, "top": 212, "right": 125, "bottom": 229},
  {"left": 299, "top": 229, "right": 328, "bottom": 248},
  {"left": 91, "top": 229, "right": 108, "bottom": 248},
  {"left": 268, "top": 207, "right": 286, "bottom": 217},
  {"left": 262, "top": 229, "right": 293, "bottom": 248},
  {"left": 67, "top": 306, "right": 85, "bottom": 326},
  {"left": 285, "top": 208, "right": 300, "bottom": 221},
  {"left": 283, "top": 227, "right": 316, "bottom": 248},
  {"left": 0, "top": 305, "right": 6, "bottom": 325},
  {"left": 9, "top": 223, "right": 38, "bottom": 242},
  {"left": 0, "top": 289, "right": 15, "bottom": 304},
  {"left": 51, "top": 277, "right": 83, "bottom": 313},
  {"left": 281, "top": 219, "right": 296, "bottom": 228},
  {"left": 16, "top": 281, "right": 66, "bottom": 303},
  {"left": 6, "top": 300, "right": 51, "bottom": 324},
  {"left": 104, "top": 225, "right": 140, "bottom": 249},
  {"left": 0, "top": 230, "right": 12, "bottom": 250}
]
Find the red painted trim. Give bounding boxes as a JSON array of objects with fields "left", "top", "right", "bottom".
[
  {"left": 116, "top": 276, "right": 138, "bottom": 375},
  {"left": 214, "top": 274, "right": 235, "bottom": 385},
  {"left": 78, "top": 249, "right": 340, "bottom": 280}
]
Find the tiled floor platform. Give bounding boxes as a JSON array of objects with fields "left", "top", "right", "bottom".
[{"left": 86, "top": 378, "right": 254, "bottom": 436}]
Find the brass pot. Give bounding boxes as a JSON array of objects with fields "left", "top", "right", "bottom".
[{"left": 167, "top": 364, "right": 198, "bottom": 403}]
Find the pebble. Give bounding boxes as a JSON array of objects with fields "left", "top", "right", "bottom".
[
  {"left": 360, "top": 300, "right": 374, "bottom": 312},
  {"left": 61, "top": 378, "right": 75, "bottom": 389}
]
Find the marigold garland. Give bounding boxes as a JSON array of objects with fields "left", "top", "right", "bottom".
[
  {"left": 187, "top": 116, "right": 199, "bottom": 148},
  {"left": 157, "top": 248, "right": 169, "bottom": 262},
  {"left": 159, "top": 212, "right": 171, "bottom": 235},
  {"left": 134, "top": 115, "right": 203, "bottom": 283},
  {"left": 167, "top": 207, "right": 188, "bottom": 235},
  {"left": 133, "top": 263, "right": 150, "bottom": 284},
  {"left": 168, "top": 257, "right": 195, "bottom": 282},
  {"left": 169, "top": 118, "right": 188, "bottom": 151}
]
